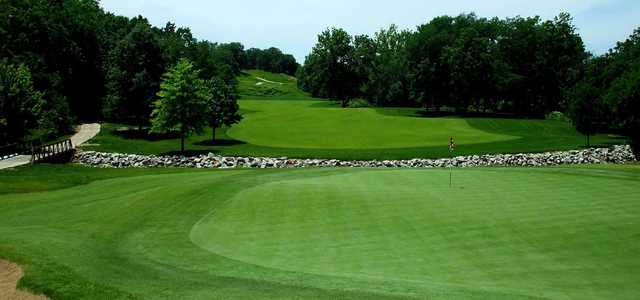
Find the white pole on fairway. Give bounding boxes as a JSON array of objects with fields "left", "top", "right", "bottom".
[{"left": 449, "top": 137, "right": 455, "bottom": 188}]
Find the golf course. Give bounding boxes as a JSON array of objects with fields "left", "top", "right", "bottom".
[
  {"left": 2, "top": 2, "right": 640, "bottom": 299},
  {"left": 1, "top": 164, "right": 639, "bottom": 299},
  {"left": 83, "top": 71, "right": 621, "bottom": 159}
]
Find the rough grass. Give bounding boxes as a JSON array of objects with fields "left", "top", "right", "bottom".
[
  {"left": 83, "top": 99, "right": 623, "bottom": 159},
  {"left": 1, "top": 164, "right": 639, "bottom": 299}
]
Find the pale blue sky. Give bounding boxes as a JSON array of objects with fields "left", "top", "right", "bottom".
[{"left": 101, "top": 0, "right": 639, "bottom": 63}]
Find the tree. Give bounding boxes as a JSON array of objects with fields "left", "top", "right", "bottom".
[
  {"left": 205, "top": 78, "right": 243, "bottom": 143},
  {"left": 406, "top": 15, "right": 457, "bottom": 111},
  {"left": 0, "top": 61, "right": 45, "bottom": 144},
  {"left": 151, "top": 59, "right": 209, "bottom": 153},
  {"left": 350, "top": 26, "right": 414, "bottom": 107},
  {"left": 103, "top": 19, "right": 166, "bottom": 128},
  {"left": 605, "top": 68, "right": 640, "bottom": 154},
  {"left": 568, "top": 82, "right": 605, "bottom": 146},
  {"left": 300, "top": 28, "right": 360, "bottom": 107}
]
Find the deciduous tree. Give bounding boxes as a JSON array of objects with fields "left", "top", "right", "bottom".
[{"left": 150, "top": 59, "right": 209, "bottom": 153}]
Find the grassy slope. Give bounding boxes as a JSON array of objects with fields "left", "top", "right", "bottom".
[
  {"left": 84, "top": 99, "right": 622, "bottom": 159},
  {"left": 1, "top": 164, "right": 639, "bottom": 299},
  {"left": 237, "top": 70, "right": 313, "bottom": 99},
  {"left": 81, "top": 69, "right": 624, "bottom": 159}
]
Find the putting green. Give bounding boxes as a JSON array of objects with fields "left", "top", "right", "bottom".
[
  {"left": 228, "top": 100, "right": 518, "bottom": 149},
  {"left": 1, "top": 165, "right": 639, "bottom": 299},
  {"left": 190, "top": 167, "right": 640, "bottom": 299}
]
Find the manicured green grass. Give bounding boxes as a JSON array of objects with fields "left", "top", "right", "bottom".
[
  {"left": 1, "top": 164, "right": 639, "bottom": 299},
  {"left": 84, "top": 99, "right": 623, "bottom": 159},
  {"left": 237, "top": 70, "right": 313, "bottom": 99}
]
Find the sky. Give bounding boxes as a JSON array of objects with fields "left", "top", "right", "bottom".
[{"left": 101, "top": 0, "right": 640, "bottom": 63}]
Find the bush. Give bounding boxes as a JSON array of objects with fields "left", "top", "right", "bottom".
[
  {"left": 348, "top": 98, "right": 372, "bottom": 108},
  {"left": 546, "top": 111, "right": 570, "bottom": 122}
]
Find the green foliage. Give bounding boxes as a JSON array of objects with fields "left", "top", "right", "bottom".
[
  {"left": 0, "top": 61, "right": 45, "bottom": 143},
  {"left": 103, "top": 19, "right": 166, "bottom": 126},
  {"left": 151, "top": 59, "right": 210, "bottom": 152},
  {"left": 545, "top": 111, "right": 570, "bottom": 122},
  {"left": 571, "top": 27, "right": 640, "bottom": 153},
  {"left": 246, "top": 47, "right": 298, "bottom": 75},
  {"left": 359, "top": 25, "right": 412, "bottom": 106},
  {"left": 299, "top": 28, "right": 361, "bottom": 106},
  {"left": 0, "top": 0, "right": 95, "bottom": 131},
  {"left": 205, "top": 77, "right": 242, "bottom": 142},
  {"left": 568, "top": 82, "right": 606, "bottom": 145},
  {"left": 300, "top": 13, "right": 586, "bottom": 116}
]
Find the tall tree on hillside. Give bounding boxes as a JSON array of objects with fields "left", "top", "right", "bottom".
[
  {"left": 301, "top": 28, "right": 359, "bottom": 107},
  {"left": 0, "top": 61, "right": 45, "bottom": 144},
  {"left": 205, "top": 78, "right": 243, "bottom": 143},
  {"left": 605, "top": 67, "right": 640, "bottom": 153},
  {"left": 364, "top": 25, "right": 412, "bottom": 106},
  {"left": 151, "top": 59, "right": 209, "bottom": 153},
  {"left": 406, "top": 16, "right": 457, "bottom": 110},
  {"left": 103, "top": 19, "right": 166, "bottom": 128},
  {"left": 160, "top": 22, "right": 195, "bottom": 66},
  {"left": 568, "top": 82, "right": 605, "bottom": 146}
]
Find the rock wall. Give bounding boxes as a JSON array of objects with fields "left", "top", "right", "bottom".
[{"left": 75, "top": 145, "right": 636, "bottom": 169}]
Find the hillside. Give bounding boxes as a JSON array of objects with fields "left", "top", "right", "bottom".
[{"left": 237, "top": 70, "right": 312, "bottom": 99}]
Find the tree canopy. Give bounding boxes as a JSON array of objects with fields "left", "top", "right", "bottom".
[
  {"left": 299, "top": 13, "right": 586, "bottom": 116},
  {"left": 0, "top": 0, "right": 296, "bottom": 144},
  {"left": 150, "top": 59, "right": 210, "bottom": 153}
]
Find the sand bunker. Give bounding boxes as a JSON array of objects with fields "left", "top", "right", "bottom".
[{"left": 0, "top": 260, "right": 48, "bottom": 300}]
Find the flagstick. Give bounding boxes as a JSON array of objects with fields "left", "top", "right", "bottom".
[{"left": 449, "top": 150, "right": 452, "bottom": 188}]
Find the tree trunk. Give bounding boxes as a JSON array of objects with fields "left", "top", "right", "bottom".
[
  {"left": 211, "top": 127, "right": 217, "bottom": 144},
  {"left": 181, "top": 134, "right": 185, "bottom": 154},
  {"left": 341, "top": 98, "right": 348, "bottom": 108}
]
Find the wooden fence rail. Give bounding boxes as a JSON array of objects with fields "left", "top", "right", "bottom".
[
  {"left": 31, "top": 139, "right": 74, "bottom": 163},
  {"left": 0, "top": 141, "right": 38, "bottom": 160}
]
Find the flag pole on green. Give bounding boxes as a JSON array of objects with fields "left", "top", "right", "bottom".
[{"left": 449, "top": 137, "right": 456, "bottom": 187}]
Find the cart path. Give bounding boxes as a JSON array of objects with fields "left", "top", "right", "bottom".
[{"left": 0, "top": 123, "right": 100, "bottom": 170}]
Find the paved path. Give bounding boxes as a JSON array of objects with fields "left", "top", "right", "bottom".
[
  {"left": 71, "top": 123, "right": 101, "bottom": 147},
  {"left": 255, "top": 76, "right": 285, "bottom": 85},
  {"left": 0, "top": 123, "right": 100, "bottom": 170}
]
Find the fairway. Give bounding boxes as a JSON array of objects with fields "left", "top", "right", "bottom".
[
  {"left": 1, "top": 165, "right": 639, "bottom": 299},
  {"left": 228, "top": 100, "right": 516, "bottom": 149},
  {"left": 85, "top": 99, "right": 622, "bottom": 159}
]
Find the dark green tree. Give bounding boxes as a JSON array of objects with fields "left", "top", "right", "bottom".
[
  {"left": 205, "top": 78, "right": 243, "bottom": 143},
  {"left": 568, "top": 82, "right": 605, "bottom": 146},
  {"left": 103, "top": 19, "right": 166, "bottom": 128},
  {"left": 0, "top": 61, "right": 45, "bottom": 144},
  {"left": 300, "top": 28, "right": 360, "bottom": 107},
  {"left": 151, "top": 59, "right": 209, "bottom": 153}
]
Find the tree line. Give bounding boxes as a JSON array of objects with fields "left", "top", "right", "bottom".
[
  {"left": 298, "top": 13, "right": 639, "bottom": 152},
  {"left": 298, "top": 13, "right": 585, "bottom": 115},
  {"left": 569, "top": 29, "right": 640, "bottom": 150},
  {"left": 0, "top": 0, "right": 297, "bottom": 145}
]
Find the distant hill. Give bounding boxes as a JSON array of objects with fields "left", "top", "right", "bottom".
[{"left": 237, "top": 70, "right": 312, "bottom": 99}]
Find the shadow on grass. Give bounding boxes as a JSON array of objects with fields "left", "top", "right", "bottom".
[
  {"left": 415, "top": 110, "right": 533, "bottom": 119},
  {"left": 161, "top": 150, "right": 222, "bottom": 156},
  {"left": 194, "top": 139, "right": 247, "bottom": 147},
  {"left": 112, "top": 127, "right": 180, "bottom": 141},
  {"left": 159, "top": 139, "right": 247, "bottom": 157}
]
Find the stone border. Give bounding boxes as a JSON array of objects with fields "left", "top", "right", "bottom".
[{"left": 74, "top": 145, "right": 635, "bottom": 169}]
